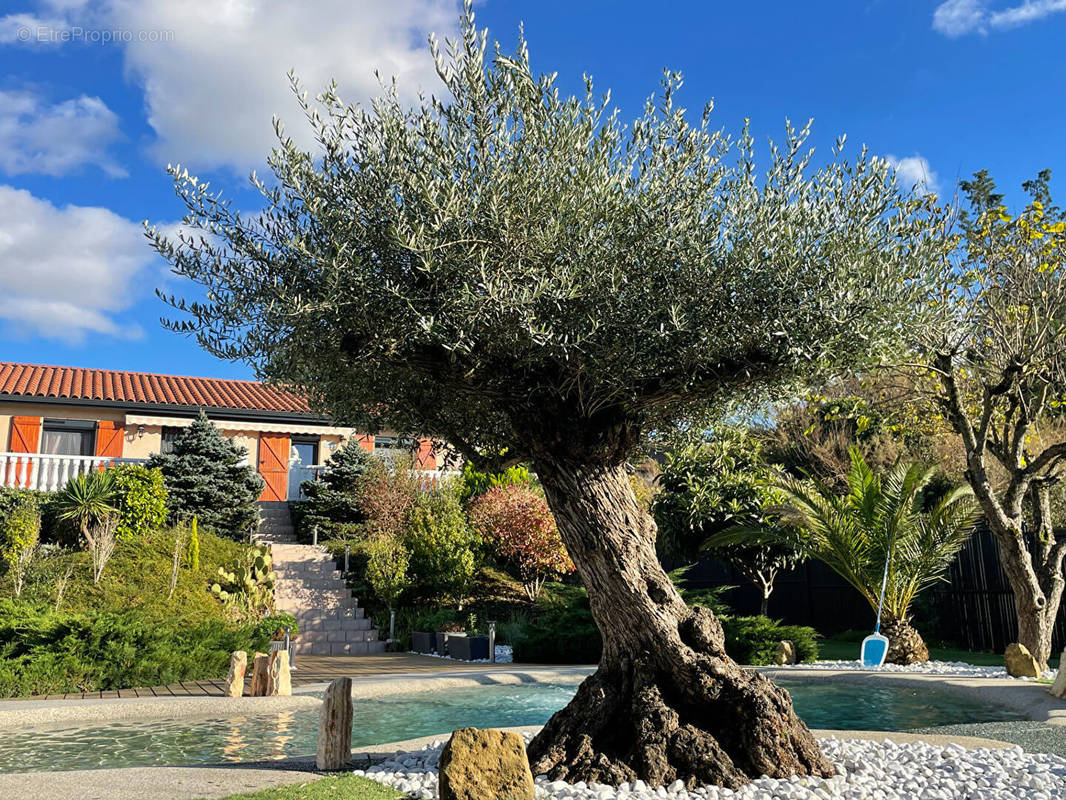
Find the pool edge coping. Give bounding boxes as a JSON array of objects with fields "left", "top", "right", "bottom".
[{"left": 759, "top": 666, "right": 1066, "bottom": 727}]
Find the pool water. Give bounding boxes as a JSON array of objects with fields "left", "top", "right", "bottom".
[{"left": 0, "top": 680, "right": 1025, "bottom": 773}]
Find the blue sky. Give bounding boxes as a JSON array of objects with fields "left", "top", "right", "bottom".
[{"left": 0, "top": 0, "right": 1063, "bottom": 380}]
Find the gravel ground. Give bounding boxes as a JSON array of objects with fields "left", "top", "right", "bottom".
[
  {"left": 911, "top": 720, "right": 1066, "bottom": 758},
  {"left": 354, "top": 732, "right": 1066, "bottom": 799},
  {"left": 791, "top": 659, "right": 1057, "bottom": 680}
]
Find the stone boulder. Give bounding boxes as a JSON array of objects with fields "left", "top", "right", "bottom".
[
  {"left": 773, "top": 640, "right": 797, "bottom": 665},
  {"left": 439, "top": 728, "right": 535, "bottom": 800},
  {"left": 249, "top": 652, "right": 270, "bottom": 696},
  {"left": 267, "top": 650, "right": 292, "bottom": 696},
  {"left": 1005, "top": 643, "right": 1041, "bottom": 679},
  {"left": 224, "top": 651, "right": 247, "bottom": 697}
]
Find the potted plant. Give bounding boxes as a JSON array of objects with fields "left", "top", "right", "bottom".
[
  {"left": 411, "top": 630, "right": 437, "bottom": 654},
  {"left": 448, "top": 633, "right": 490, "bottom": 661},
  {"left": 435, "top": 620, "right": 467, "bottom": 656}
]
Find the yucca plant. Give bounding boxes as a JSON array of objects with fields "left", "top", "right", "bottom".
[
  {"left": 712, "top": 449, "right": 978, "bottom": 664},
  {"left": 56, "top": 470, "right": 119, "bottom": 584}
]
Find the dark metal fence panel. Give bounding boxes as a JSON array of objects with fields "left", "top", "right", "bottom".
[{"left": 674, "top": 524, "right": 1066, "bottom": 653}]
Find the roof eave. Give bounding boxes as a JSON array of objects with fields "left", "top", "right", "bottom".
[{"left": 0, "top": 393, "right": 333, "bottom": 426}]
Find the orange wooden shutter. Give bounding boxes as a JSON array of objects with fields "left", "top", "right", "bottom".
[
  {"left": 9, "top": 416, "right": 41, "bottom": 453},
  {"left": 7, "top": 416, "right": 41, "bottom": 487},
  {"left": 95, "top": 420, "right": 125, "bottom": 459},
  {"left": 414, "top": 438, "right": 437, "bottom": 470},
  {"left": 257, "top": 433, "right": 290, "bottom": 502},
  {"left": 357, "top": 434, "right": 374, "bottom": 453}
]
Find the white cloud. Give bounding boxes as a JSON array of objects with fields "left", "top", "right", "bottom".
[
  {"left": 0, "top": 13, "right": 70, "bottom": 44},
  {"left": 0, "top": 90, "right": 125, "bottom": 176},
  {"left": 885, "top": 154, "right": 940, "bottom": 196},
  {"left": 0, "top": 186, "right": 152, "bottom": 343},
  {"left": 4, "top": 0, "right": 461, "bottom": 172},
  {"left": 933, "top": 0, "right": 1066, "bottom": 37}
]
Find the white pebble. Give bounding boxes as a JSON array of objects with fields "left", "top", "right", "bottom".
[{"left": 351, "top": 736, "right": 1066, "bottom": 800}]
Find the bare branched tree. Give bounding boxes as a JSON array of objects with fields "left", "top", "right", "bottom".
[{"left": 919, "top": 169, "right": 1066, "bottom": 669}]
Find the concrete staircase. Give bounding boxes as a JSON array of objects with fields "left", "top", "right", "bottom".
[{"left": 257, "top": 502, "right": 385, "bottom": 656}]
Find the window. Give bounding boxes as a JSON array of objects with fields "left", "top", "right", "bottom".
[
  {"left": 160, "top": 426, "right": 184, "bottom": 455},
  {"left": 40, "top": 419, "right": 95, "bottom": 456},
  {"left": 290, "top": 436, "right": 319, "bottom": 466}
]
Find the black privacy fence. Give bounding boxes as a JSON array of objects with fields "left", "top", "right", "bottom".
[{"left": 675, "top": 521, "right": 1066, "bottom": 654}]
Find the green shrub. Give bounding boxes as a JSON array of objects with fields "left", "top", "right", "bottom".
[
  {"left": 0, "top": 490, "right": 40, "bottom": 566},
  {"left": 146, "top": 412, "right": 264, "bottom": 540},
  {"left": 720, "top": 616, "right": 819, "bottom": 665},
  {"left": 503, "top": 578, "right": 817, "bottom": 666},
  {"left": 457, "top": 462, "right": 533, "bottom": 506},
  {"left": 508, "top": 589, "right": 601, "bottom": 664},
  {"left": 365, "top": 535, "right": 411, "bottom": 609},
  {"left": 405, "top": 490, "right": 481, "bottom": 605},
  {"left": 256, "top": 612, "right": 299, "bottom": 639},
  {"left": 0, "top": 598, "right": 269, "bottom": 698},
  {"left": 186, "top": 516, "right": 200, "bottom": 569},
  {"left": 111, "top": 464, "right": 168, "bottom": 540},
  {"left": 0, "top": 488, "right": 67, "bottom": 545}
]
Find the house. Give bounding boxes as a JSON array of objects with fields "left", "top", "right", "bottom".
[{"left": 0, "top": 362, "right": 437, "bottom": 501}]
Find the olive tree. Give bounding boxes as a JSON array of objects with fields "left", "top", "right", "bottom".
[
  {"left": 919, "top": 170, "right": 1066, "bottom": 670},
  {"left": 151, "top": 9, "right": 944, "bottom": 788}
]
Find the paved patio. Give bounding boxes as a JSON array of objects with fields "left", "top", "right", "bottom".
[{"left": 0, "top": 653, "right": 525, "bottom": 701}]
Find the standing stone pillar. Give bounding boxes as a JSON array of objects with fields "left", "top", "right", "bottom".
[
  {"left": 316, "top": 678, "right": 353, "bottom": 770},
  {"left": 249, "top": 652, "right": 270, "bottom": 697},
  {"left": 267, "top": 650, "right": 292, "bottom": 696},
  {"left": 1050, "top": 651, "right": 1066, "bottom": 698},
  {"left": 225, "top": 651, "right": 247, "bottom": 697}
]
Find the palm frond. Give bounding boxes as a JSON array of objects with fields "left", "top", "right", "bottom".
[{"left": 771, "top": 450, "right": 977, "bottom": 623}]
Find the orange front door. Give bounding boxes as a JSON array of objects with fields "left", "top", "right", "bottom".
[{"left": 257, "top": 433, "right": 290, "bottom": 502}]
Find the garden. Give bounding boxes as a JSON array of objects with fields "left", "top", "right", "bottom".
[
  {"left": 288, "top": 438, "right": 820, "bottom": 669},
  {"left": 3, "top": 4, "right": 1066, "bottom": 800},
  {"left": 0, "top": 413, "right": 295, "bottom": 697}
]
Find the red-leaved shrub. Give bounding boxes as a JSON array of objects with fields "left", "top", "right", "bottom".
[{"left": 468, "top": 484, "right": 574, "bottom": 601}]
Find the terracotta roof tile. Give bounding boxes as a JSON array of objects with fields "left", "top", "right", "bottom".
[{"left": 0, "top": 362, "right": 311, "bottom": 414}]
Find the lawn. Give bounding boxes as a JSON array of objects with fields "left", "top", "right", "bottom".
[
  {"left": 819, "top": 635, "right": 1061, "bottom": 669},
  {"left": 208, "top": 774, "right": 403, "bottom": 800}
]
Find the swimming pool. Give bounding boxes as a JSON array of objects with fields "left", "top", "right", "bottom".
[{"left": 0, "top": 679, "right": 1026, "bottom": 773}]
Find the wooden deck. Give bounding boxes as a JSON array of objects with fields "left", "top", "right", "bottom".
[{"left": 3, "top": 653, "right": 527, "bottom": 701}]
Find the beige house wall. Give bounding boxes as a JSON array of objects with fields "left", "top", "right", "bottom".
[
  {"left": 0, "top": 402, "right": 125, "bottom": 451},
  {"left": 0, "top": 402, "right": 358, "bottom": 466}
]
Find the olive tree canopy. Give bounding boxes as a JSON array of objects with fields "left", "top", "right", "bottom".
[{"left": 151, "top": 8, "right": 945, "bottom": 789}]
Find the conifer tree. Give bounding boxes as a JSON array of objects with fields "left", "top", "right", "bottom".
[
  {"left": 148, "top": 412, "right": 264, "bottom": 539},
  {"left": 300, "top": 436, "right": 377, "bottom": 527}
]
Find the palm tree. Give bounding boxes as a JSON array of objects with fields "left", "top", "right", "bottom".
[
  {"left": 711, "top": 449, "right": 978, "bottom": 664},
  {"left": 57, "top": 470, "right": 119, "bottom": 584}
]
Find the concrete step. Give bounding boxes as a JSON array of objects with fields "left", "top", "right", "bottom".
[
  {"left": 274, "top": 580, "right": 353, "bottom": 598},
  {"left": 274, "top": 562, "right": 342, "bottom": 574},
  {"left": 296, "top": 617, "right": 372, "bottom": 632},
  {"left": 298, "top": 628, "right": 377, "bottom": 643},
  {"left": 294, "top": 640, "right": 385, "bottom": 656}
]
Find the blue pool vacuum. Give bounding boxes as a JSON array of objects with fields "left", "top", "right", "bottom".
[{"left": 860, "top": 550, "right": 891, "bottom": 668}]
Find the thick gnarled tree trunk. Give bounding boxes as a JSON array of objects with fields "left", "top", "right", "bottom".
[
  {"left": 988, "top": 510, "right": 1064, "bottom": 671},
  {"left": 528, "top": 456, "right": 833, "bottom": 789}
]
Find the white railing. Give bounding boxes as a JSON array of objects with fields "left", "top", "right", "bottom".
[
  {"left": 414, "top": 469, "right": 461, "bottom": 492},
  {"left": 289, "top": 467, "right": 461, "bottom": 500},
  {"left": 0, "top": 452, "right": 147, "bottom": 493}
]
